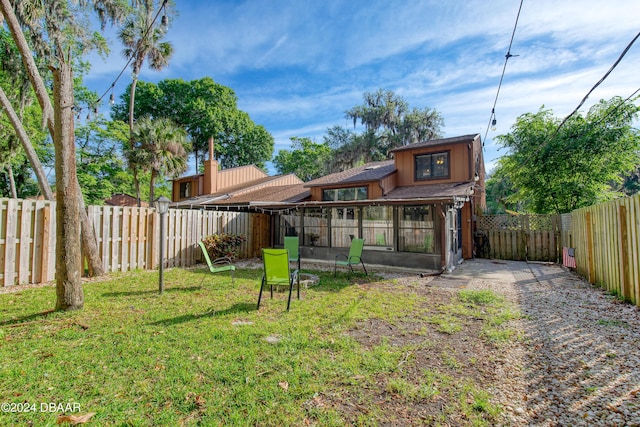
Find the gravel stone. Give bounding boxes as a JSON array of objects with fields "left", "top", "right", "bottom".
[{"left": 458, "top": 261, "right": 640, "bottom": 427}]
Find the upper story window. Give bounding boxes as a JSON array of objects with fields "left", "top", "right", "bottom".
[
  {"left": 322, "top": 186, "right": 368, "bottom": 201},
  {"left": 415, "top": 151, "right": 449, "bottom": 180}
]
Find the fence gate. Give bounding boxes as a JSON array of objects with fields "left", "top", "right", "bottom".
[{"left": 475, "top": 214, "right": 562, "bottom": 262}]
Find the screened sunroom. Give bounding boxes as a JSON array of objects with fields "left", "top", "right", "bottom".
[{"left": 271, "top": 202, "right": 457, "bottom": 271}]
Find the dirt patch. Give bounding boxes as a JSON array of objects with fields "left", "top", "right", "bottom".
[{"left": 319, "top": 277, "right": 510, "bottom": 426}]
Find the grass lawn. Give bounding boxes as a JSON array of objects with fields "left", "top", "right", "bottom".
[{"left": 0, "top": 266, "right": 517, "bottom": 426}]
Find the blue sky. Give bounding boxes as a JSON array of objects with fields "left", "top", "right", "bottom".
[{"left": 84, "top": 0, "right": 640, "bottom": 175}]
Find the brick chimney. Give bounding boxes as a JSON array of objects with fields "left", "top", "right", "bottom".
[{"left": 203, "top": 137, "right": 218, "bottom": 195}]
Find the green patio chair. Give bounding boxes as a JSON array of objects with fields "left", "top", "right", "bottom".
[
  {"left": 375, "top": 232, "right": 386, "bottom": 246},
  {"left": 258, "top": 249, "right": 300, "bottom": 311},
  {"left": 198, "top": 241, "right": 236, "bottom": 286},
  {"left": 284, "top": 236, "right": 301, "bottom": 271},
  {"left": 334, "top": 238, "right": 368, "bottom": 276}
]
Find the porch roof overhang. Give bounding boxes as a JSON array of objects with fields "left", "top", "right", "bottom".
[
  {"left": 173, "top": 181, "right": 476, "bottom": 213},
  {"left": 172, "top": 182, "right": 310, "bottom": 211},
  {"left": 245, "top": 181, "right": 477, "bottom": 212}
]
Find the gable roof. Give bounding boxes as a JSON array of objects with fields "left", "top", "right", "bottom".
[
  {"left": 305, "top": 160, "right": 395, "bottom": 187},
  {"left": 173, "top": 174, "right": 308, "bottom": 208},
  {"left": 390, "top": 134, "right": 480, "bottom": 153}
]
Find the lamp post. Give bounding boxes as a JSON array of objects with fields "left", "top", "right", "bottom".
[{"left": 155, "top": 196, "right": 171, "bottom": 294}]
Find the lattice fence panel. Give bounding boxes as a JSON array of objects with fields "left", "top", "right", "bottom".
[
  {"left": 476, "top": 215, "right": 522, "bottom": 231},
  {"left": 528, "top": 214, "right": 557, "bottom": 231}
]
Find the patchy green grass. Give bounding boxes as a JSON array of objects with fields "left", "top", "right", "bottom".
[
  {"left": 0, "top": 268, "right": 515, "bottom": 426},
  {"left": 421, "top": 288, "right": 520, "bottom": 348},
  {"left": 596, "top": 318, "right": 628, "bottom": 328}
]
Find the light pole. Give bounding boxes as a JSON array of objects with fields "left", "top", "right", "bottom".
[{"left": 155, "top": 196, "right": 171, "bottom": 294}]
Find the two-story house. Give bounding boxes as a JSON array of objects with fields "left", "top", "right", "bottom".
[
  {"left": 277, "top": 134, "right": 485, "bottom": 271},
  {"left": 174, "top": 134, "right": 485, "bottom": 271}
]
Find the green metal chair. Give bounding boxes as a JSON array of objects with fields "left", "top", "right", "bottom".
[
  {"left": 334, "top": 238, "right": 368, "bottom": 276},
  {"left": 284, "top": 236, "right": 301, "bottom": 271},
  {"left": 198, "top": 241, "right": 236, "bottom": 285},
  {"left": 258, "top": 249, "right": 300, "bottom": 311}
]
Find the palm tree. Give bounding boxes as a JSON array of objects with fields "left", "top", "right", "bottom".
[
  {"left": 131, "top": 116, "right": 189, "bottom": 204},
  {"left": 118, "top": 0, "right": 174, "bottom": 134},
  {"left": 122, "top": 135, "right": 149, "bottom": 206}
]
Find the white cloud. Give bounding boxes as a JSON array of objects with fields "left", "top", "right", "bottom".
[{"left": 82, "top": 0, "right": 640, "bottom": 174}]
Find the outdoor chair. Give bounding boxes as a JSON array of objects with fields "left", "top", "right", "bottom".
[
  {"left": 198, "top": 241, "right": 236, "bottom": 286},
  {"left": 258, "top": 248, "right": 300, "bottom": 311},
  {"left": 334, "top": 238, "right": 368, "bottom": 276},
  {"left": 284, "top": 236, "right": 301, "bottom": 271}
]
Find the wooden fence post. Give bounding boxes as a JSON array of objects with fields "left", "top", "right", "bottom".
[
  {"left": 4, "top": 199, "right": 17, "bottom": 286},
  {"left": 585, "top": 212, "right": 595, "bottom": 284},
  {"left": 619, "top": 205, "right": 631, "bottom": 302},
  {"left": 149, "top": 209, "right": 158, "bottom": 270}
]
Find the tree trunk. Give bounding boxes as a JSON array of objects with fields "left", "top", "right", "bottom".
[
  {"left": 0, "top": 0, "right": 54, "bottom": 128},
  {"left": 129, "top": 76, "right": 141, "bottom": 207},
  {"left": 52, "top": 63, "right": 83, "bottom": 311},
  {"left": 78, "top": 190, "right": 104, "bottom": 276},
  {"left": 7, "top": 164, "right": 17, "bottom": 199},
  {"left": 133, "top": 169, "right": 141, "bottom": 207},
  {"left": 129, "top": 76, "right": 138, "bottom": 134},
  {"left": 149, "top": 168, "right": 156, "bottom": 206},
  {"left": 0, "top": 86, "right": 54, "bottom": 200},
  {"left": 0, "top": 0, "right": 104, "bottom": 277}
]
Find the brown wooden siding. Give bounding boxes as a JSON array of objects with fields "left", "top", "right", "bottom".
[
  {"left": 379, "top": 173, "right": 397, "bottom": 196},
  {"left": 172, "top": 177, "right": 200, "bottom": 202},
  {"left": 394, "top": 143, "right": 472, "bottom": 186},
  {"left": 233, "top": 174, "right": 302, "bottom": 196},
  {"left": 173, "top": 165, "right": 270, "bottom": 201},
  {"left": 217, "top": 165, "right": 267, "bottom": 189},
  {"left": 369, "top": 181, "right": 383, "bottom": 199}
]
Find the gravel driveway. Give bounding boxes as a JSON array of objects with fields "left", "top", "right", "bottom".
[{"left": 447, "top": 259, "right": 640, "bottom": 427}]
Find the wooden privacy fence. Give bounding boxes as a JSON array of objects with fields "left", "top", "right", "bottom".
[
  {"left": 1, "top": 198, "right": 268, "bottom": 287},
  {"left": 0, "top": 198, "right": 56, "bottom": 287},
  {"left": 475, "top": 214, "right": 563, "bottom": 262},
  {"left": 571, "top": 193, "right": 640, "bottom": 305}
]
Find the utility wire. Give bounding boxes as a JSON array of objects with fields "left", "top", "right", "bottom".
[
  {"left": 96, "top": 0, "right": 168, "bottom": 105},
  {"left": 586, "top": 87, "right": 640, "bottom": 131},
  {"left": 483, "top": 0, "right": 524, "bottom": 147},
  {"left": 552, "top": 30, "right": 640, "bottom": 137},
  {"left": 504, "top": 30, "right": 640, "bottom": 172}
]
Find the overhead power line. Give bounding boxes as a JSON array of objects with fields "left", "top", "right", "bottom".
[
  {"left": 483, "top": 0, "right": 524, "bottom": 147},
  {"left": 553, "top": 30, "right": 640, "bottom": 137},
  {"left": 96, "top": 0, "right": 168, "bottom": 106},
  {"left": 516, "top": 87, "right": 640, "bottom": 174},
  {"left": 499, "top": 29, "right": 640, "bottom": 172}
]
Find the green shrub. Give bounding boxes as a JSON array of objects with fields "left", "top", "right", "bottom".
[{"left": 202, "top": 233, "right": 247, "bottom": 261}]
